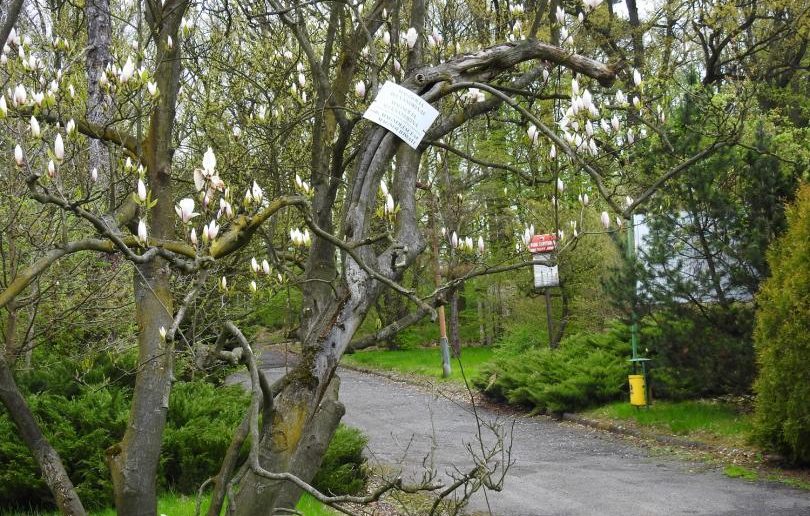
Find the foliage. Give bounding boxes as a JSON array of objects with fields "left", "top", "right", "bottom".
[
  {"left": 639, "top": 306, "right": 756, "bottom": 399},
  {"left": 475, "top": 325, "right": 631, "bottom": 414},
  {"left": 753, "top": 183, "right": 810, "bottom": 464},
  {"left": 160, "top": 382, "right": 249, "bottom": 493},
  {"left": 311, "top": 425, "right": 368, "bottom": 497},
  {"left": 0, "top": 350, "right": 248, "bottom": 511}
]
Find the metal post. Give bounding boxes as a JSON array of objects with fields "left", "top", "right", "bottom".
[
  {"left": 544, "top": 288, "right": 555, "bottom": 348},
  {"left": 429, "top": 201, "right": 452, "bottom": 378},
  {"left": 627, "top": 214, "right": 639, "bottom": 365}
]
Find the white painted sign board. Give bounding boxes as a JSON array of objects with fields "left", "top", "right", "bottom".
[
  {"left": 533, "top": 262, "right": 559, "bottom": 288},
  {"left": 363, "top": 81, "right": 440, "bottom": 150}
]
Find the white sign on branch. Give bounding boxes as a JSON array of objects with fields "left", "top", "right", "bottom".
[{"left": 363, "top": 81, "right": 440, "bottom": 150}]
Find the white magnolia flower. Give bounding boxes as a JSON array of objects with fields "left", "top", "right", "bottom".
[
  {"left": 120, "top": 57, "right": 135, "bottom": 83},
  {"left": 451, "top": 231, "right": 459, "bottom": 248},
  {"left": 250, "top": 280, "right": 258, "bottom": 293},
  {"left": 147, "top": 81, "right": 158, "bottom": 97},
  {"left": 175, "top": 198, "right": 199, "bottom": 223},
  {"left": 47, "top": 160, "right": 56, "bottom": 178},
  {"left": 550, "top": 144, "right": 557, "bottom": 158},
  {"left": 556, "top": 178, "right": 565, "bottom": 193},
  {"left": 405, "top": 27, "right": 418, "bottom": 49},
  {"left": 189, "top": 228, "right": 198, "bottom": 245},
  {"left": 527, "top": 125, "right": 538, "bottom": 144},
  {"left": 262, "top": 259, "right": 271, "bottom": 275},
  {"left": 478, "top": 236, "right": 485, "bottom": 254},
  {"left": 13, "top": 84, "right": 26, "bottom": 106},
  {"left": 91, "top": 167, "right": 98, "bottom": 182},
  {"left": 384, "top": 193, "right": 395, "bottom": 215},
  {"left": 30, "top": 116, "right": 41, "bottom": 138},
  {"left": 32, "top": 91, "right": 44, "bottom": 106},
  {"left": 354, "top": 81, "right": 366, "bottom": 98},
  {"left": 54, "top": 134, "right": 65, "bottom": 161},
  {"left": 251, "top": 257, "right": 260, "bottom": 273},
  {"left": 137, "top": 218, "right": 148, "bottom": 243},
  {"left": 232, "top": 125, "right": 242, "bottom": 139},
  {"left": 251, "top": 181, "right": 263, "bottom": 203},
  {"left": 202, "top": 147, "right": 216, "bottom": 173},
  {"left": 66, "top": 119, "right": 76, "bottom": 136},
  {"left": 167, "top": 36, "right": 174, "bottom": 49},
  {"left": 0, "top": 96, "right": 6, "bottom": 117},
  {"left": 159, "top": 326, "right": 167, "bottom": 340},
  {"left": 137, "top": 178, "right": 147, "bottom": 201},
  {"left": 601, "top": 211, "right": 611, "bottom": 229},
  {"left": 633, "top": 68, "right": 642, "bottom": 87}
]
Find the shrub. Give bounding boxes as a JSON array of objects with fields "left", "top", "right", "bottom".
[
  {"left": 160, "top": 381, "right": 249, "bottom": 493},
  {"left": 475, "top": 324, "right": 631, "bottom": 414},
  {"left": 640, "top": 305, "right": 756, "bottom": 400},
  {"left": 0, "top": 350, "right": 248, "bottom": 511},
  {"left": 311, "top": 424, "right": 368, "bottom": 496},
  {"left": 752, "top": 184, "right": 810, "bottom": 464}
]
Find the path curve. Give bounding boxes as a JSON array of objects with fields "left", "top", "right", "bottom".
[{"left": 240, "top": 350, "right": 810, "bottom": 516}]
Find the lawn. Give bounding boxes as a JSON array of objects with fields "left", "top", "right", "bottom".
[
  {"left": 3, "top": 493, "right": 336, "bottom": 515},
  {"left": 585, "top": 400, "right": 754, "bottom": 447},
  {"left": 343, "top": 346, "right": 494, "bottom": 384}
]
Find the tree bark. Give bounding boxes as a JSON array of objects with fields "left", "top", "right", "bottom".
[
  {"left": 85, "top": 0, "right": 115, "bottom": 198},
  {"left": 0, "top": 357, "right": 87, "bottom": 515}
]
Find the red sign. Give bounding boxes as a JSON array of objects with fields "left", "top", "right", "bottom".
[{"left": 528, "top": 234, "right": 556, "bottom": 254}]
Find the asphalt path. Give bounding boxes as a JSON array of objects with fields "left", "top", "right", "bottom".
[{"left": 241, "top": 350, "right": 810, "bottom": 516}]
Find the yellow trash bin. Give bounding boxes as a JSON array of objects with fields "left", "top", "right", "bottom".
[{"left": 628, "top": 374, "right": 647, "bottom": 406}]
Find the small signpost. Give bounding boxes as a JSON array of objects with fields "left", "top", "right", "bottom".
[
  {"left": 528, "top": 234, "right": 559, "bottom": 346},
  {"left": 363, "top": 81, "right": 440, "bottom": 150}
]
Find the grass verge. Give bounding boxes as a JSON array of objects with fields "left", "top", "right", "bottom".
[
  {"left": 343, "top": 346, "right": 494, "bottom": 383},
  {"left": 585, "top": 400, "right": 754, "bottom": 447},
  {"left": 3, "top": 492, "right": 336, "bottom": 515}
]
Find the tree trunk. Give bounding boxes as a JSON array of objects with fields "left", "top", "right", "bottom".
[
  {"left": 107, "top": 260, "right": 174, "bottom": 516},
  {"left": 0, "top": 357, "right": 87, "bottom": 515},
  {"left": 85, "top": 0, "right": 114, "bottom": 198},
  {"left": 449, "top": 288, "right": 461, "bottom": 358}
]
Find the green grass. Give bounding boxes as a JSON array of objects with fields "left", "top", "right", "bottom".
[
  {"left": 2, "top": 492, "right": 336, "bottom": 515},
  {"left": 586, "top": 400, "right": 754, "bottom": 446},
  {"left": 724, "top": 465, "right": 758, "bottom": 481},
  {"left": 343, "top": 346, "right": 495, "bottom": 383}
]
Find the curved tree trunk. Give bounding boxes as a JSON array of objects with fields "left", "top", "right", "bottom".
[{"left": 0, "top": 357, "right": 87, "bottom": 515}]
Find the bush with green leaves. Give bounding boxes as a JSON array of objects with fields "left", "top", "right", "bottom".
[
  {"left": 311, "top": 424, "right": 368, "bottom": 496},
  {"left": 0, "top": 350, "right": 248, "bottom": 511},
  {"left": 475, "top": 324, "right": 631, "bottom": 414},
  {"left": 752, "top": 183, "right": 810, "bottom": 464},
  {"left": 639, "top": 305, "right": 756, "bottom": 400},
  {"left": 0, "top": 348, "right": 370, "bottom": 511}
]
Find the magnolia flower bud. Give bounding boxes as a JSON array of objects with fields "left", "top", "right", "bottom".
[
  {"left": 167, "top": 36, "right": 174, "bottom": 49},
  {"left": 189, "top": 228, "right": 198, "bottom": 245},
  {"left": 220, "top": 276, "right": 227, "bottom": 291},
  {"left": 120, "top": 57, "right": 135, "bottom": 83},
  {"left": 451, "top": 231, "right": 459, "bottom": 248},
  {"left": 0, "top": 96, "right": 6, "bottom": 118},
  {"left": 147, "top": 81, "right": 159, "bottom": 97},
  {"left": 137, "top": 218, "right": 148, "bottom": 244},
  {"left": 159, "top": 326, "right": 167, "bottom": 340},
  {"left": 47, "top": 160, "right": 56, "bottom": 178},
  {"left": 354, "top": 81, "right": 366, "bottom": 98},
  {"left": 633, "top": 69, "right": 642, "bottom": 87},
  {"left": 601, "top": 211, "right": 611, "bottom": 229},
  {"left": 202, "top": 147, "right": 216, "bottom": 173},
  {"left": 478, "top": 236, "right": 485, "bottom": 254},
  {"left": 262, "top": 259, "right": 271, "bottom": 275},
  {"left": 91, "top": 167, "right": 98, "bottom": 182},
  {"left": 250, "top": 280, "right": 258, "bottom": 293},
  {"left": 54, "top": 134, "right": 65, "bottom": 161},
  {"left": 137, "top": 178, "right": 147, "bottom": 201},
  {"left": 405, "top": 27, "right": 418, "bottom": 49},
  {"left": 30, "top": 116, "right": 40, "bottom": 138},
  {"left": 251, "top": 257, "right": 260, "bottom": 273},
  {"left": 556, "top": 178, "right": 565, "bottom": 193},
  {"left": 66, "top": 119, "right": 76, "bottom": 136},
  {"left": 232, "top": 125, "right": 242, "bottom": 139}
]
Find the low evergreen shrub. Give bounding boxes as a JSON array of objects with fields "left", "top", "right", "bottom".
[
  {"left": 475, "top": 324, "right": 631, "bottom": 414},
  {"left": 311, "top": 424, "right": 368, "bottom": 496}
]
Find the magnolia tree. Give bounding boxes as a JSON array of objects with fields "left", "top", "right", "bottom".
[{"left": 0, "top": 0, "right": 733, "bottom": 514}]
